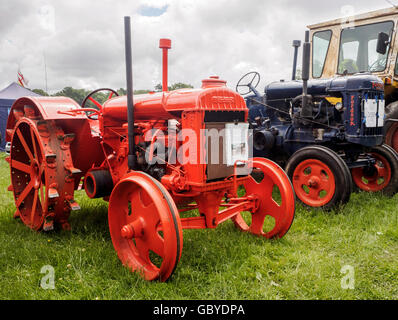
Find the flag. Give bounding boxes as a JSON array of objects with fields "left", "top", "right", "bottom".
[{"left": 17, "top": 69, "right": 29, "bottom": 87}]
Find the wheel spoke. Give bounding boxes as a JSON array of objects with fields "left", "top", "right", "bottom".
[
  {"left": 16, "top": 128, "right": 34, "bottom": 161},
  {"left": 107, "top": 92, "right": 115, "bottom": 100},
  {"left": 319, "top": 179, "right": 332, "bottom": 194},
  {"left": 142, "top": 203, "right": 161, "bottom": 227},
  {"left": 148, "top": 233, "right": 165, "bottom": 257},
  {"left": 16, "top": 181, "right": 34, "bottom": 207},
  {"left": 135, "top": 239, "right": 150, "bottom": 265},
  {"left": 88, "top": 97, "right": 103, "bottom": 109},
  {"left": 310, "top": 165, "right": 323, "bottom": 178},
  {"left": 265, "top": 198, "right": 284, "bottom": 220},
  {"left": 30, "top": 189, "right": 39, "bottom": 226},
  {"left": 375, "top": 164, "right": 387, "bottom": 178},
  {"left": 308, "top": 187, "right": 320, "bottom": 200},
  {"left": 250, "top": 212, "right": 266, "bottom": 235},
  {"left": 11, "top": 160, "right": 31, "bottom": 173},
  {"left": 30, "top": 127, "right": 38, "bottom": 160}
]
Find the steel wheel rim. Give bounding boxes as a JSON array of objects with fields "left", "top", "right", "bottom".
[
  {"left": 292, "top": 159, "right": 336, "bottom": 208},
  {"left": 233, "top": 159, "right": 295, "bottom": 239},
  {"left": 10, "top": 119, "right": 48, "bottom": 230},
  {"left": 351, "top": 153, "right": 392, "bottom": 192},
  {"left": 108, "top": 173, "right": 181, "bottom": 281}
]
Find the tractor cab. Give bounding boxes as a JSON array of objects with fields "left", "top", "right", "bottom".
[
  {"left": 308, "top": 7, "right": 398, "bottom": 90},
  {"left": 306, "top": 7, "right": 398, "bottom": 153}
]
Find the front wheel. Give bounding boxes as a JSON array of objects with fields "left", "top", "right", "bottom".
[
  {"left": 108, "top": 171, "right": 183, "bottom": 282},
  {"left": 351, "top": 144, "right": 398, "bottom": 196},
  {"left": 285, "top": 146, "right": 353, "bottom": 210},
  {"left": 232, "top": 158, "right": 296, "bottom": 239}
]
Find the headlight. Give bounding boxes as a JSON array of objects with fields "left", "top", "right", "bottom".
[{"left": 335, "top": 102, "right": 344, "bottom": 112}]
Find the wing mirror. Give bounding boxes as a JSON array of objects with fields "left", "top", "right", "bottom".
[{"left": 377, "top": 32, "right": 390, "bottom": 55}]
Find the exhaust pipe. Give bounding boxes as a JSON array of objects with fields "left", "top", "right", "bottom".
[
  {"left": 124, "top": 16, "right": 136, "bottom": 170},
  {"left": 159, "top": 39, "right": 172, "bottom": 92},
  {"left": 301, "top": 30, "right": 312, "bottom": 118},
  {"left": 292, "top": 40, "right": 301, "bottom": 81}
]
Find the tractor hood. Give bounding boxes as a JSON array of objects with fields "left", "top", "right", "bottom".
[{"left": 265, "top": 74, "right": 384, "bottom": 101}]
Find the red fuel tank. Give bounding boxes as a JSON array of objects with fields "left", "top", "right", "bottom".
[{"left": 101, "top": 77, "right": 247, "bottom": 126}]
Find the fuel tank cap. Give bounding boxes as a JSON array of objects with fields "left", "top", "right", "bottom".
[{"left": 202, "top": 76, "right": 227, "bottom": 88}]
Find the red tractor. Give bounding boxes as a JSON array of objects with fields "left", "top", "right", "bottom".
[{"left": 5, "top": 17, "right": 295, "bottom": 281}]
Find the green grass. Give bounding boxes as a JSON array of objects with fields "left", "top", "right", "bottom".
[{"left": 0, "top": 152, "right": 397, "bottom": 300}]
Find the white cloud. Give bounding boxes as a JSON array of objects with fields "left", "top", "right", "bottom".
[{"left": 0, "top": 0, "right": 391, "bottom": 94}]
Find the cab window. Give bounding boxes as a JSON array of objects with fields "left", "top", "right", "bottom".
[
  {"left": 338, "top": 21, "right": 394, "bottom": 74},
  {"left": 312, "top": 30, "right": 332, "bottom": 78}
]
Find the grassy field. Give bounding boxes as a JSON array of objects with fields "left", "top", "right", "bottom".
[{"left": 0, "top": 151, "right": 397, "bottom": 300}]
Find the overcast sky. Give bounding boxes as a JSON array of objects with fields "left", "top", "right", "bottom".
[{"left": 0, "top": 0, "right": 394, "bottom": 94}]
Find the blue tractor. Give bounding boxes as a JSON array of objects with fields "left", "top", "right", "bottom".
[{"left": 238, "top": 32, "right": 398, "bottom": 210}]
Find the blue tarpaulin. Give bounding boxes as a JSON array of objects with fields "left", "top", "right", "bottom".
[{"left": 0, "top": 83, "right": 40, "bottom": 150}]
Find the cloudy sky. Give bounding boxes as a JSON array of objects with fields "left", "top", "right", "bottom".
[{"left": 0, "top": 0, "right": 394, "bottom": 94}]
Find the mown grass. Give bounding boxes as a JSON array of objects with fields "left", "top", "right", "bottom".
[{"left": 0, "top": 152, "right": 397, "bottom": 300}]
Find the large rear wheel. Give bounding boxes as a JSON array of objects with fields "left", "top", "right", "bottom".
[
  {"left": 9, "top": 119, "right": 48, "bottom": 230},
  {"left": 9, "top": 117, "right": 79, "bottom": 231}
]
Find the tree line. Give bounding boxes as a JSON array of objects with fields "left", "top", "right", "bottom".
[{"left": 32, "top": 82, "right": 194, "bottom": 107}]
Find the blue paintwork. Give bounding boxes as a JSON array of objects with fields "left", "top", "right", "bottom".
[{"left": 247, "top": 73, "right": 385, "bottom": 161}]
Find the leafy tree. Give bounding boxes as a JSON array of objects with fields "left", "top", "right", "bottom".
[
  {"left": 53, "top": 87, "right": 88, "bottom": 105},
  {"left": 155, "top": 82, "right": 194, "bottom": 92},
  {"left": 32, "top": 89, "right": 49, "bottom": 96},
  {"left": 30, "top": 82, "right": 194, "bottom": 109}
]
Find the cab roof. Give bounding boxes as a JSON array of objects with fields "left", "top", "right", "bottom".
[{"left": 308, "top": 7, "right": 398, "bottom": 30}]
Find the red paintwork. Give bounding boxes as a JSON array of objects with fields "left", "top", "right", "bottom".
[
  {"left": 159, "top": 39, "right": 172, "bottom": 92},
  {"left": 5, "top": 39, "right": 295, "bottom": 282}
]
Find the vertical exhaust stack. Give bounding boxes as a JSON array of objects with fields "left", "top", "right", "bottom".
[
  {"left": 124, "top": 16, "right": 136, "bottom": 170},
  {"left": 292, "top": 40, "right": 301, "bottom": 81},
  {"left": 301, "top": 30, "right": 312, "bottom": 118},
  {"left": 159, "top": 39, "right": 172, "bottom": 92}
]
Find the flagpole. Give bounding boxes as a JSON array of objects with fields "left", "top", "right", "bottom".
[{"left": 43, "top": 52, "right": 48, "bottom": 93}]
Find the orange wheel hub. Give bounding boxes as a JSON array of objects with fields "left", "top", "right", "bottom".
[{"left": 292, "top": 159, "right": 336, "bottom": 208}]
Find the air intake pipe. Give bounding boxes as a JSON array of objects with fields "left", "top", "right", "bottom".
[
  {"left": 292, "top": 40, "right": 301, "bottom": 81},
  {"left": 124, "top": 16, "right": 136, "bottom": 170},
  {"left": 301, "top": 30, "right": 312, "bottom": 118}
]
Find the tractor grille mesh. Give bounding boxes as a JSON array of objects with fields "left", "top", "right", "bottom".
[{"left": 360, "top": 91, "right": 384, "bottom": 137}]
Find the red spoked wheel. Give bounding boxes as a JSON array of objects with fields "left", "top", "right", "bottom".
[
  {"left": 9, "top": 119, "right": 48, "bottom": 230},
  {"left": 232, "top": 158, "right": 295, "bottom": 239},
  {"left": 351, "top": 145, "right": 398, "bottom": 196},
  {"left": 292, "top": 159, "right": 336, "bottom": 208},
  {"left": 108, "top": 172, "right": 183, "bottom": 282}
]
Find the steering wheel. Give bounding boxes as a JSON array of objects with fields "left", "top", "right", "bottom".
[
  {"left": 236, "top": 72, "right": 261, "bottom": 96},
  {"left": 81, "top": 88, "right": 119, "bottom": 119},
  {"left": 369, "top": 56, "right": 387, "bottom": 72}
]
